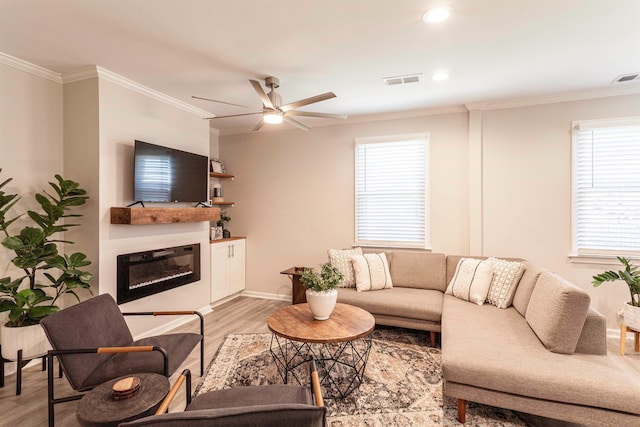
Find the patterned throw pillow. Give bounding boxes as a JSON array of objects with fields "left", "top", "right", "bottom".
[
  {"left": 486, "top": 258, "right": 526, "bottom": 308},
  {"left": 352, "top": 253, "right": 393, "bottom": 292},
  {"left": 327, "top": 247, "right": 363, "bottom": 288},
  {"left": 446, "top": 258, "right": 493, "bottom": 305}
]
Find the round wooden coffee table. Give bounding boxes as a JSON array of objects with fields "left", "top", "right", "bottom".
[
  {"left": 267, "top": 303, "right": 375, "bottom": 399},
  {"left": 76, "top": 373, "right": 170, "bottom": 427}
]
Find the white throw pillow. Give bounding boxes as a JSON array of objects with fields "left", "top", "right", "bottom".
[
  {"left": 486, "top": 258, "right": 526, "bottom": 309},
  {"left": 352, "top": 253, "right": 393, "bottom": 292},
  {"left": 446, "top": 258, "right": 493, "bottom": 305},
  {"left": 327, "top": 247, "right": 363, "bottom": 288}
]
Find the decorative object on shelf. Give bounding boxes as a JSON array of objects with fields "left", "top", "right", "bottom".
[
  {"left": 210, "top": 226, "right": 223, "bottom": 241},
  {"left": 212, "top": 182, "right": 223, "bottom": 203},
  {"left": 0, "top": 171, "right": 93, "bottom": 358},
  {"left": 210, "top": 158, "right": 225, "bottom": 174},
  {"left": 216, "top": 211, "right": 231, "bottom": 239},
  {"left": 592, "top": 256, "right": 640, "bottom": 329},
  {"left": 300, "top": 263, "right": 344, "bottom": 320}
]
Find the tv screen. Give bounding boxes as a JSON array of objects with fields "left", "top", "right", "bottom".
[{"left": 133, "top": 140, "right": 208, "bottom": 203}]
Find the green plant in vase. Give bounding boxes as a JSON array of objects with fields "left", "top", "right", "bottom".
[
  {"left": 300, "top": 263, "right": 343, "bottom": 320},
  {"left": 592, "top": 256, "right": 640, "bottom": 329}
]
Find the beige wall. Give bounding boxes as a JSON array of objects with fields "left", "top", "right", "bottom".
[
  {"left": 220, "top": 112, "right": 469, "bottom": 299},
  {"left": 220, "top": 94, "right": 640, "bottom": 327},
  {"left": 481, "top": 94, "right": 640, "bottom": 325},
  {"left": 0, "top": 62, "right": 63, "bottom": 319}
]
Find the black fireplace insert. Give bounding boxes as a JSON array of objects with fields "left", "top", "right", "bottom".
[{"left": 117, "top": 243, "right": 201, "bottom": 304}]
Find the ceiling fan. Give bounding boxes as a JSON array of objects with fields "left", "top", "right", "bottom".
[{"left": 193, "top": 76, "right": 347, "bottom": 131}]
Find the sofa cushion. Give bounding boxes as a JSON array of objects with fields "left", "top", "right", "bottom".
[
  {"left": 574, "top": 307, "right": 607, "bottom": 355},
  {"left": 388, "top": 251, "right": 447, "bottom": 292},
  {"left": 486, "top": 258, "right": 525, "bottom": 308},
  {"left": 445, "top": 258, "right": 493, "bottom": 305},
  {"left": 512, "top": 262, "right": 545, "bottom": 316},
  {"left": 327, "top": 247, "right": 362, "bottom": 288},
  {"left": 337, "top": 287, "right": 442, "bottom": 322},
  {"left": 525, "top": 272, "right": 590, "bottom": 354},
  {"left": 442, "top": 295, "right": 640, "bottom": 416},
  {"left": 352, "top": 253, "right": 393, "bottom": 292}
]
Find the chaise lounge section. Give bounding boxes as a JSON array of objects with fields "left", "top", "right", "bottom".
[{"left": 332, "top": 249, "right": 640, "bottom": 426}]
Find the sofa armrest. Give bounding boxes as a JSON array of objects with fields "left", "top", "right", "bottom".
[{"left": 574, "top": 307, "right": 607, "bottom": 355}]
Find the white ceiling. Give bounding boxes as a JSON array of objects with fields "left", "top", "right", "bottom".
[{"left": 1, "top": 0, "right": 639, "bottom": 134}]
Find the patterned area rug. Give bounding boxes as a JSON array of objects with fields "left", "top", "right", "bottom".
[{"left": 194, "top": 328, "right": 528, "bottom": 426}]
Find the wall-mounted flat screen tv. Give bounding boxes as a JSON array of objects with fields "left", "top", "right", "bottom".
[{"left": 133, "top": 140, "right": 208, "bottom": 203}]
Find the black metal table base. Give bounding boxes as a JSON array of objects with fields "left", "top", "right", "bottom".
[{"left": 269, "top": 334, "right": 372, "bottom": 399}]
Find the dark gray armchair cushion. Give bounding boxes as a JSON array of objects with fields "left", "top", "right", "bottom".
[
  {"left": 41, "top": 294, "right": 202, "bottom": 391},
  {"left": 119, "top": 385, "right": 325, "bottom": 427}
]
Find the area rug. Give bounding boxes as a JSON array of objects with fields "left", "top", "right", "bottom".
[{"left": 194, "top": 328, "right": 528, "bottom": 426}]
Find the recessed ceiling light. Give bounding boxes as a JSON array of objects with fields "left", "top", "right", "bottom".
[
  {"left": 423, "top": 6, "right": 451, "bottom": 24},
  {"left": 431, "top": 71, "right": 450, "bottom": 81}
]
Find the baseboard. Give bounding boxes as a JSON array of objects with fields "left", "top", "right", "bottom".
[
  {"left": 241, "top": 290, "right": 290, "bottom": 302},
  {"left": 606, "top": 327, "right": 621, "bottom": 339},
  {"left": 132, "top": 303, "right": 213, "bottom": 340}
]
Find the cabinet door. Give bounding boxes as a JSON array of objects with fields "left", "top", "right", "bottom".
[
  {"left": 227, "top": 240, "right": 246, "bottom": 294},
  {"left": 210, "top": 242, "right": 230, "bottom": 302}
]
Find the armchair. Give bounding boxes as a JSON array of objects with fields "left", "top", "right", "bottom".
[
  {"left": 120, "top": 360, "right": 326, "bottom": 427},
  {"left": 40, "top": 294, "right": 204, "bottom": 427}
]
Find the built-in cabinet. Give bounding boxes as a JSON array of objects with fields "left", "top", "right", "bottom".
[{"left": 210, "top": 238, "right": 246, "bottom": 302}]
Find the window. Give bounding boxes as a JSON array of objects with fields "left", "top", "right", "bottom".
[
  {"left": 355, "top": 133, "right": 429, "bottom": 248},
  {"left": 572, "top": 117, "right": 640, "bottom": 256}
]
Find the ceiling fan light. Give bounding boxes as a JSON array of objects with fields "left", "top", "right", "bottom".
[
  {"left": 423, "top": 7, "right": 450, "bottom": 23},
  {"left": 263, "top": 111, "right": 283, "bottom": 124}
]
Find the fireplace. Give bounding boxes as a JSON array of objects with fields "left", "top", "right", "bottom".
[{"left": 117, "top": 243, "right": 201, "bottom": 304}]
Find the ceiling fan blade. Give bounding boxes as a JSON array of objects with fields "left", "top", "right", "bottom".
[
  {"left": 206, "top": 112, "right": 262, "bottom": 120},
  {"left": 286, "top": 111, "right": 348, "bottom": 120},
  {"left": 280, "top": 92, "right": 336, "bottom": 112},
  {"left": 283, "top": 115, "right": 311, "bottom": 131},
  {"left": 191, "top": 96, "right": 253, "bottom": 109},
  {"left": 249, "top": 79, "right": 275, "bottom": 110},
  {"left": 252, "top": 119, "right": 264, "bottom": 132}
]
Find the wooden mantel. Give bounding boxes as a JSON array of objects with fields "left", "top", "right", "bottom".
[{"left": 110, "top": 207, "right": 220, "bottom": 225}]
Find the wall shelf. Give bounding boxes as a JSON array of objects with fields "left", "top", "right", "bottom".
[
  {"left": 210, "top": 172, "right": 234, "bottom": 179},
  {"left": 110, "top": 207, "right": 220, "bottom": 225}
]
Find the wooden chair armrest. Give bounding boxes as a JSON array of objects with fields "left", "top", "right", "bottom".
[
  {"left": 155, "top": 369, "right": 191, "bottom": 415},
  {"left": 309, "top": 359, "right": 323, "bottom": 408}
]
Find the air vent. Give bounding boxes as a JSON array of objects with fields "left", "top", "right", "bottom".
[
  {"left": 382, "top": 74, "right": 422, "bottom": 86},
  {"left": 612, "top": 73, "right": 640, "bottom": 84}
]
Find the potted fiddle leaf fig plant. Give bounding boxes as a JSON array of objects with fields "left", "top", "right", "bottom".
[
  {"left": 592, "top": 256, "right": 640, "bottom": 329},
  {"left": 0, "top": 170, "right": 93, "bottom": 360},
  {"left": 300, "top": 263, "right": 343, "bottom": 320}
]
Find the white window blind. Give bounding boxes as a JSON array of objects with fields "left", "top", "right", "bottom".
[
  {"left": 572, "top": 118, "right": 640, "bottom": 256},
  {"left": 355, "top": 134, "right": 429, "bottom": 248}
]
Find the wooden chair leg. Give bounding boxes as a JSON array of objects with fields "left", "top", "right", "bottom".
[
  {"left": 430, "top": 331, "right": 437, "bottom": 347},
  {"left": 457, "top": 399, "right": 466, "bottom": 424},
  {"left": 620, "top": 324, "right": 627, "bottom": 355},
  {"left": 635, "top": 331, "right": 639, "bottom": 353}
]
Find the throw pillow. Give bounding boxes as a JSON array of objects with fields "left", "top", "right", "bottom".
[
  {"left": 445, "top": 258, "right": 493, "bottom": 305},
  {"left": 486, "top": 258, "right": 526, "bottom": 308},
  {"left": 327, "top": 247, "right": 363, "bottom": 288},
  {"left": 352, "top": 253, "right": 393, "bottom": 292}
]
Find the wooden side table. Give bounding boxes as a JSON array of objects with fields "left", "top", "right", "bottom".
[
  {"left": 76, "top": 373, "right": 170, "bottom": 427},
  {"left": 620, "top": 323, "right": 640, "bottom": 355},
  {"left": 280, "top": 267, "right": 307, "bottom": 304}
]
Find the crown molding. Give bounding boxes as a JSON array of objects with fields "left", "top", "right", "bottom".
[
  {"left": 473, "top": 84, "right": 640, "bottom": 111},
  {"left": 0, "top": 52, "right": 62, "bottom": 83},
  {"left": 61, "top": 66, "right": 214, "bottom": 118}
]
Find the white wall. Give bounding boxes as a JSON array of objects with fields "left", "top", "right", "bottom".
[{"left": 219, "top": 112, "right": 469, "bottom": 299}]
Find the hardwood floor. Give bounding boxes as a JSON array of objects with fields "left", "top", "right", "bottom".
[{"left": 0, "top": 296, "right": 638, "bottom": 426}]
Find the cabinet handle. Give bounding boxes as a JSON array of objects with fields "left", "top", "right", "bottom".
[{"left": 232, "top": 245, "right": 235, "bottom": 257}]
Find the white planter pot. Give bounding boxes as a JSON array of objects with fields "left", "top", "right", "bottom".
[
  {"left": 305, "top": 288, "right": 338, "bottom": 320},
  {"left": 1, "top": 323, "right": 51, "bottom": 361},
  {"left": 623, "top": 303, "right": 640, "bottom": 330}
]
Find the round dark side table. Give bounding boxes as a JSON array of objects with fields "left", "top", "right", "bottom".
[{"left": 76, "top": 373, "right": 170, "bottom": 427}]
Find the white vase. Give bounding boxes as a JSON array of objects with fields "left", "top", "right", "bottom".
[
  {"left": 1, "top": 323, "right": 51, "bottom": 361},
  {"left": 623, "top": 303, "right": 640, "bottom": 330},
  {"left": 306, "top": 288, "right": 338, "bottom": 320}
]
